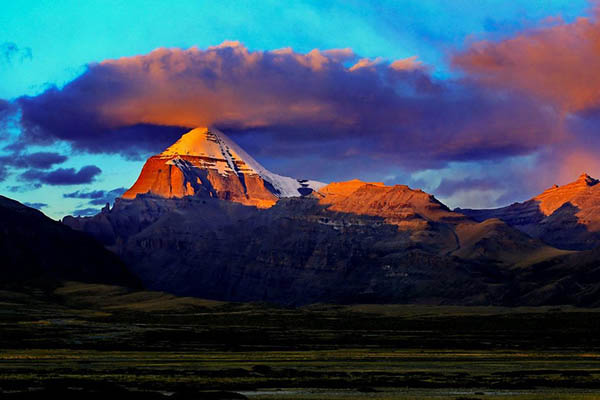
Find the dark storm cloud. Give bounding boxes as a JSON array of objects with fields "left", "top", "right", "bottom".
[{"left": 20, "top": 165, "right": 102, "bottom": 185}]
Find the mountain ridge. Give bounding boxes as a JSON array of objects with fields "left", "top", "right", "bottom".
[
  {"left": 55, "top": 131, "right": 600, "bottom": 305},
  {"left": 458, "top": 172, "right": 600, "bottom": 250}
]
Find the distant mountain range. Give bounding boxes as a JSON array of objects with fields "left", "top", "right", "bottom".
[{"left": 47, "top": 127, "right": 600, "bottom": 306}]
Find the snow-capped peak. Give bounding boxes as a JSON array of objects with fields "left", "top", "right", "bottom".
[{"left": 161, "top": 127, "right": 326, "bottom": 197}]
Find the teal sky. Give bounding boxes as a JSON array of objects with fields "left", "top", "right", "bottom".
[{"left": 0, "top": 0, "right": 594, "bottom": 219}]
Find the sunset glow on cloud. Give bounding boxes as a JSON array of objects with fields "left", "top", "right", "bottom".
[
  {"left": 454, "top": 6, "right": 600, "bottom": 113},
  {"left": 13, "top": 43, "right": 560, "bottom": 167}
]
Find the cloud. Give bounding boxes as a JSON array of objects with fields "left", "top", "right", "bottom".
[
  {"left": 63, "top": 187, "right": 127, "bottom": 205},
  {"left": 0, "top": 42, "right": 32, "bottom": 65},
  {"left": 453, "top": 7, "right": 600, "bottom": 113},
  {"left": 0, "top": 151, "right": 68, "bottom": 169},
  {"left": 0, "top": 151, "right": 68, "bottom": 184},
  {"left": 13, "top": 42, "right": 560, "bottom": 170},
  {"left": 0, "top": 99, "right": 18, "bottom": 135},
  {"left": 5, "top": 183, "right": 41, "bottom": 192},
  {"left": 445, "top": 5, "right": 600, "bottom": 203},
  {"left": 434, "top": 177, "right": 498, "bottom": 197},
  {"left": 0, "top": 166, "right": 8, "bottom": 182},
  {"left": 0, "top": 99, "right": 10, "bottom": 113},
  {"left": 20, "top": 165, "right": 102, "bottom": 185},
  {"left": 23, "top": 202, "right": 48, "bottom": 209},
  {"left": 390, "top": 56, "right": 423, "bottom": 71},
  {"left": 21, "top": 152, "right": 68, "bottom": 169}
]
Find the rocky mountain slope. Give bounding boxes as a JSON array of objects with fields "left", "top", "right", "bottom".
[
  {"left": 123, "top": 127, "right": 324, "bottom": 207},
  {"left": 59, "top": 128, "right": 600, "bottom": 306},
  {"left": 0, "top": 195, "right": 138, "bottom": 287},
  {"left": 63, "top": 181, "right": 566, "bottom": 305},
  {"left": 459, "top": 173, "right": 600, "bottom": 250}
]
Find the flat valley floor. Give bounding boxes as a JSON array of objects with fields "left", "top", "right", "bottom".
[{"left": 3, "top": 282, "right": 600, "bottom": 399}]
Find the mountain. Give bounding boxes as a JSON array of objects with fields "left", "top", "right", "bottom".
[
  {"left": 458, "top": 173, "right": 600, "bottom": 250},
  {"left": 60, "top": 128, "right": 600, "bottom": 306},
  {"left": 316, "top": 180, "right": 564, "bottom": 266},
  {"left": 64, "top": 157, "right": 567, "bottom": 305},
  {"left": 319, "top": 179, "right": 467, "bottom": 226},
  {"left": 0, "top": 195, "right": 139, "bottom": 288},
  {"left": 65, "top": 189, "right": 483, "bottom": 304},
  {"left": 122, "top": 127, "right": 325, "bottom": 207}
]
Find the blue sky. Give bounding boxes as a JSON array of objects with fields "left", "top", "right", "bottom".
[
  {"left": 0, "top": 0, "right": 595, "bottom": 219},
  {"left": 1, "top": 0, "right": 589, "bottom": 100}
]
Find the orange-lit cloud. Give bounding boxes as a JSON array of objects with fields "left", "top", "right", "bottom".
[
  {"left": 390, "top": 56, "right": 423, "bottom": 71},
  {"left": 453, "top": 7, "right": 600, "bottom": 113},
  {"left": 14, "top": 42, "right": 559, "bottom": 169},
  {"left": 92, "top": 43, "right": 423, "bottom": 129}
]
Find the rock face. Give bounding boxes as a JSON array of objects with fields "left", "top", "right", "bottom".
[
  {"left": 0, "top": 195, "right": 138, "bottom": 287},
  {"left": 64, "top": 179, "right": 570, "bottom": 305},
  {"left": 319, "top": 179, "right": 467, "bottom": 226},
  {"left": 123, "top": 127, "right": 325, "bottom": 208},
  {"left": 316, "top": 180, "right": 559, "bottom": 265},
  {"left": 459, "top": 173, "right": 600, "bottom": 250},
  {"left": 534, "top": 173, "right": 600, "bottom": 215},
  {"left": 61, "top": 132, "right": 600, "bottom": 306}
]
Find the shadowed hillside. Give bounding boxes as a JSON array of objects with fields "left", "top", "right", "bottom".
[{"left": 0, "top": 195, "right": 139, "bottom": 288}]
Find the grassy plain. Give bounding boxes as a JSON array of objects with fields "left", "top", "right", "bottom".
[{"left": 2, "top": 282, "right": 600, "bottom": 399}]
